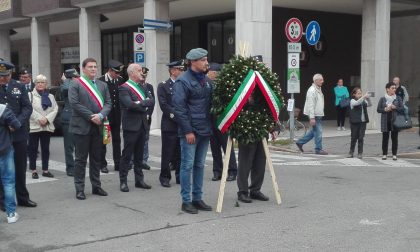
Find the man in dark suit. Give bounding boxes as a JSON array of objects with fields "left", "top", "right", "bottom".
[
  {"left": 118, "top": 63, "right": 154, "bottom": 192},
  {"left": 207, "top": 63, "right": 237, "bottom": 182},
  {"left": 157, "top": 60, "right": 184, "bottom": 187},
  {"left": 98, "top": 59, "right": 125, "bottom": 173},
  {"left": 18, "top": 68, "right": 35, "bottom": 92},
  {"left": 139, "top": 67, "right": 154, "bottom": 171},
  {"left": 0, "top": 60, "right": 36, "bottom": 210},
  {"left": 69, "top": 58, "right": 111, "bottom": 200}
]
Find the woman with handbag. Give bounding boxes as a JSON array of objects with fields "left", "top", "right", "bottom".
[
  {"left": 28, "top": 74, "right": 58, "bottom": 179},
  {"left": 377, "top": 82, "right": 404, "bottom": 161},
  {"left": 334, "top": 78, "right": 349, "bottom": 131}
]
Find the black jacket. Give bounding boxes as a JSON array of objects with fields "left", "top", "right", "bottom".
[
  {"left": 119, "top": 80, "right": 155, "bottom": 132},
  {"left": 157, "top": 78, "right": 178, "bottom": 132},
  {"left": 0, "top": 104, "right": 21, "bottom": 155},
  {"left": 0, "top": 79, "right": 32, "bottom": 142},
  {"left": 97, "top": 73, "right": 125, "bottom": 125}
]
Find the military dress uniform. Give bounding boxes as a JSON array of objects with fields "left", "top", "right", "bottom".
[
  {"left": 98, "top": 60, "right": 125, "bottom": 172},
  {"left": 157, "top": 74, "right": 181, "bottom": 187},
  {"left": 0, "top": 60, "right": 36, "bottom": 208}
]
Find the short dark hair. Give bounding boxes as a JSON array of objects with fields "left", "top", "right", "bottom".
[
  {"left": 385, "top": 82, "right": 396, "bottom": 89},
  {"left": 82, "top": 58, "right": 97, "bottom": 68}
]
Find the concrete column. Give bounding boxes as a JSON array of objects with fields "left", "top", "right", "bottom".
[
  {"left": 235, "top": 0, "right": 272, "bottom": 68},
  {"left": 31, "top": 18, "right": 51, "bottom": 83},
  {"left": 144, "top": 0, "right": 170, "bottom": 130},
  {"left": 361, "top": 0, "right": 391, "bottom": 130},
  {"left": 79, "top": 8, "right": 101, "bottom": 74},
  {"left": 0, "top": 29, "right": 11, "bottom": 61}
]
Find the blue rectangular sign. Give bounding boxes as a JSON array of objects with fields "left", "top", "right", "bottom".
[
  {"left": 134, "top": 52, "right": 145, "bottom": 64},
  {"left": 143, "top": 18, "right": 172, "bottom": 30}
]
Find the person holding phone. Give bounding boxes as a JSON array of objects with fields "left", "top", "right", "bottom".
[{"left": 347, "top": 87, "right": 371, "bottom": 159}]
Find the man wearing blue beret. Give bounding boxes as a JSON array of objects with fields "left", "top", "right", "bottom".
[{"left": 172, "top": 48, "right": 213, "bottom": 214}]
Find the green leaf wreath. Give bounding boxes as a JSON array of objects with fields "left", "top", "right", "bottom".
[{"left": 211, "top": 56, "right": 284, "bottom": 144}]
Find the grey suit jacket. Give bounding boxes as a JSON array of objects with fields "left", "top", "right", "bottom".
[{"left": 68, "top": 78, "right": 111, "bottom": 135}]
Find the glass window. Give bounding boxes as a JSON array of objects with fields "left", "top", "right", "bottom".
[{"left": 207, "top": 21, "right": 223, "bottom": 63}]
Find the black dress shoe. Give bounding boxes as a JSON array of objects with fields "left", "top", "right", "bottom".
[
  {"left": 120, "top": 182, "right": 129, "bottom": 192},
  {"left": 181, "top": 202, "right": 198, "bottom": 214},
  {"left": 100, "top": 166, "right": 109, "bottom": 173},
  {"left": 142, "top": 163, "right": 151, "bottom": 170},
  {"left": 161, "top": 181, "right": 171, "bottom": 188},
  {"left": 135, "top": 181, "right": 152, "bottom": 189},
  {"left": 226, "top": 174, "right": 236, "bottom": 181},
  {"left": 92, "top": 187, "right": 108, "bottom": 196},
  {"left": 211, "top": 175, "right": 221, "bottom": 181},
  {"left": 250, "top": 191, "right": 269, "bottom": 201},
  {"left": 237, "top": 192, "right": 252, "bottom": 203},
  {"left": 192, "top": 200, "right": 212, "bottom": 211},
  {"left": 76, "top": 191, "right": 86, "bottom": 200},
  {"left": 18, "top": 199, "right": 37, "bottom": 207}
]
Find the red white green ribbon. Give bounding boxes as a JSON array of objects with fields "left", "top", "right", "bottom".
[
  {"left": 216, "top": 70, "right": 281, "bottom": 133},
  {"left": 123, "top": 79, "right": 147, "bottom": 101},
  {"left": 78, "top": 75, "right": 111, "bottom": 144}
]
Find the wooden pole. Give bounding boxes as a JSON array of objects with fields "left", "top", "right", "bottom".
[
  {"left": 216, "top": 136, "right": 233, "bottom": 213},
  {"left": 262, "top": 138, "right": 282, "bottom": 205}
]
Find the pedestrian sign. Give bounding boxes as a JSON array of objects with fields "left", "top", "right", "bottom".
[{"left": 305, "top": 21, "right": 321, "bottom": 46}]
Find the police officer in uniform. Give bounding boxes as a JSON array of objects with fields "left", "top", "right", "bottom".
[
  {"left": 98, "top": 60, "right": 125, "bottom": 172},
  {"left": 18, "top": 68, "right": 35, "bottom": 92},
  {"left": 157, "top": 60, "right": 184, "bottom": 187},
  {"left": 0, "top": 60, "right": 36, "bottom": 210},
  {"left": 140, "top": 67, "right": 154, "bottom": 171}
]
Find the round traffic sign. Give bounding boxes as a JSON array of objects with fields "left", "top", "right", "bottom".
[
  {"left": 285, "top": 18, "right": 303, "bottom": 43},
  {"left": 305, "top": 20, "right": 321, "bottom": 46},
  {"left": 135, "top": 33, "right": 145, "bottom": 44}
]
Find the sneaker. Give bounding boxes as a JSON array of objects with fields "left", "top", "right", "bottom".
[
  {"left": 296, "top": 143, "right": 304, "bottom": 152},
  {"left": 32, "top": 172, "right": 39, "bottom": 179},
  {"left": 316, "top": 150, "right": 328, "bottom": 155},
  {"left": 337, "top": 127, "right": 341, "bottom": 131},
  {"left": 341, "top": 127, "right": 346, "bottom": 131},
  {"left": 382, "top": 155, "right": 387, "bottom": 160},
  {"left": 7, "top": 212, "right": 19, "bottom": 224}
]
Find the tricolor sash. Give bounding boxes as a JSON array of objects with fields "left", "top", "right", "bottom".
[
  {"left": 123, "top": 79, "right": 147, "bottom": 101},
  {"left": 216, "top": 70, "right": 282, "bottom": 133},
  {"left": 78, "top": 75, "right": 111, "bottom": 144}
]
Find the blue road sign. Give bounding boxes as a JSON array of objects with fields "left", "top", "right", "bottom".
[
  {"left": 134, "top": 52, "right": 145, "bottom": 64},
  {"left": 143, "top": 18, "right": 173, "bottom": 30},
  {"left": 305, "top": 21, "right": 321, "bottom": 46}
]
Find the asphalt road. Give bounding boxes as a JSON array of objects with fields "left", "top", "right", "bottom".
[{"left": 1, "top": 131, "right": 420, "bottom": 252}]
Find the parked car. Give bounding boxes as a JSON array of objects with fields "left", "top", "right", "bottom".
[{"left": 48, "top": 86, "right": 64, "bottom": 136}]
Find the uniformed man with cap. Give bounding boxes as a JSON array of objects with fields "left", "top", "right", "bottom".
[
  {"left": 139, "top": 67, "right": 155, "bottom": 171},
  {"left": 157, "top": 59, "right": 184, "bottom": 187},
  {"left": 61, "top": 68, "right": 80, "bottom": 176},
  {"left": 207, "top": 63, "right": 238, "bottom": 182},
  {"left": 172, "top": 48, "right": 213, "bottom": 214},
  {"left": 98, "top": 59, "right": 125, "bottom": 173},
  {"left": 18, "top": 68, "right": 35, "bottom": 92},
  {"left": 0, "top": 60, "right": 37, "bottom": 210}
]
